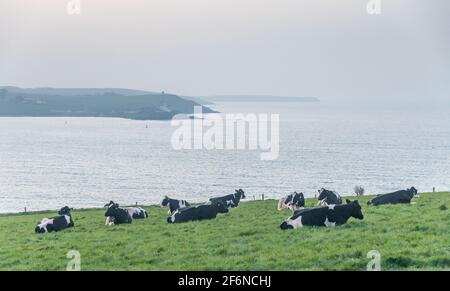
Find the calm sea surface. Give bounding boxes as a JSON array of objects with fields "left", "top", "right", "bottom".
[{"left": 1, "top": 102, "right": 449, "bottom": 213}]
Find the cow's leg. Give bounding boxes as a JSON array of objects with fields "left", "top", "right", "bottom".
[
  {"left": 324, "top": 217, "right": 336, "bottom": 227},
  {"left": 105, "top": 217, "right": 115, "bottom": 226}
]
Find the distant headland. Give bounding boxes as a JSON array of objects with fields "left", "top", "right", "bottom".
[{"left": 0, "top": 86, "right": 216, "bottom": 120}]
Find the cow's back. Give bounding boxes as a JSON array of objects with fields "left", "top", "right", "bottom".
[
  {"left": 371, "top": 190, "right": 411, "bottom": 205},
  {"left": 51, "top": 215, "right": 73, "bottom": 231},
  {"left": 210, "top": 194, "right": 233, "bottom": 206},
  {"left": 294, "top": 208, "right": 328, "bottom": 226},
  {"left": 195, "top": 205, "right": 219, "bottom": 220},
  {"left": 172, "top": 206, "right": 198, "bottom": 222}
]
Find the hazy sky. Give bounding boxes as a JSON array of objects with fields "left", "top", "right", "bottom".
[{"left": 1, "top": 0, "right": 449, "bottom": 104}]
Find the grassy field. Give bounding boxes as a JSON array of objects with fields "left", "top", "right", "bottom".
[{"left": 0, "top": 192, "right": 448, "bottom": 271}]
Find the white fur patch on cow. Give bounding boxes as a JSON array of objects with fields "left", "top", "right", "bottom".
[
  {"left": 169, "top": 209, "right": 180, "bottom": 223},
  {"left": 64, "top": 215, "right": 71, "bottom": 225},
  {"left": 38, "top": 218, "right": 54, "bottom": 232},
  {"left": 287, "top": 216, "right": 303, "bottom": 229},
  {"left": 105, "top": 216, "right": 114, "bottom": 226},
  {"left": 328, "top": 204, "right": 336, "bottom": 210},
  {"left": 324, "top": 217, "right": 336, "bottom": 227}
]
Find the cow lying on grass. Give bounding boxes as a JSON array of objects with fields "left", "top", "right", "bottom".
[
  {"left": 35, "top": 206, "right": 74, "bottom": 233},
  {"left": 167, "top": 201, "right": 229, "bottom": 224},
  {"left": 317, "top": 188, "right": 342, "bottom": 206},
  {"left": 104, "top": 201, "right": 148, "bottom": 225},
  {"left": 161, "top": 196, "right": 190, "bottom": 215},
  {"left": 367, "top": 187, "right": 418, "bottom": 206},
  {"left": 280, "top": 200, "right": 363, "bottom": 230},
  {"left": 209, "top": 189, "right": 245, "bottom": 208},
  {"left": 278, "top": 192, "right": 305, "bottom": 211}
]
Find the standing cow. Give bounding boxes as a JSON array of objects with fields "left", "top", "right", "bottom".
[
  {"left": 367, "top": 187, "right": 418, "bottom": 206},
  {"left": 161, "top": 196, "right": 191, "bottom": 215},
  {"left": 278, "top": 192, "right": 305, "bottom": 211},
  {"left": 209, "top": 189, "right": 246, "bottom": 208},
  {"left": 35, "top": 206, "right": 75, "bottom": 233},
  {"left": 280, "top": 200, "right": 364, "bottom": 230},
  {"left": 317, "top": 188, "right": 342, "bottom": 206}
]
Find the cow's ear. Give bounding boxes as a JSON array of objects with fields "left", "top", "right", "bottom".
[{"left": 346, "top": 199, "right": 351, "bottom": 204}]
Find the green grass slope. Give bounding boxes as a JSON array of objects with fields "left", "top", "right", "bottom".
[{"left": 0, "top": 193, "right": 448, "bottom": 271}]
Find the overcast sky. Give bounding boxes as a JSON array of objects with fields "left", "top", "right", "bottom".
[{"left": 0, "top": 0, "right": 449, "bottom": 104}]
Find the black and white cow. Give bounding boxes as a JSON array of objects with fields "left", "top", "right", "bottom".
[
  {"left": 167, "top": 201, "right": 229, "bottom": 224},
  {"left": 209, "top": 189, "right": 246, "bottom": 208},
  {"left": 104, "top": 202, "right": 134, "bottom": 225},
  {"left": 104, "top": 201, "right": 148, "bottom": 225},
  {"left": 161, "top": 196, "right": 191, "bottom": 215},
  {"left": 278, "top": 192, "right": 305, "bottom": 211},
  {"left": 35, "top": 206, "right": 74, "bottom": 233},
  {"left": 317, "top": 188, "right": 342, "bottom": 206},
  {"left": 367, "top": 187, "right": 418, "bottom": 206},
  {"left": 280, "top": 199, "right": 364, "bottom": 230}
]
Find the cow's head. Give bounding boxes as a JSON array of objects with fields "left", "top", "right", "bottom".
[
  {"left": 161, "top": 196, "right": 170, "bottom": 207},
  {"left": 409, "top": 187, "right": 418, "bottom": 196},
  {"left": 104, "top": 202, "right": 120, "bottom": 217},
  {"left": 284, "top": 193, "right": 294, "bottom": 205},
  {"left": 292, "top": 192, "right": 304, "bottom": 205},
  {"left": 104, "top": 201, "right": 116, "bottom": 208},
  {"left": 317, "top": 188, "right": 327, "bottom": 200},
  {"left": 58, "top": 206, "right": 73, "bottom": 216},
  {"left": 346, "top": 199, "right": 364, "bottom": 220},
  {"left": 235, "top": 189, "right": 245, "bottom": 199}
]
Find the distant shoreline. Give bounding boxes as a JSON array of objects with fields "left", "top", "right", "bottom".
[{"left": 197, "top": 95, "right": 320, "bottom": 103}]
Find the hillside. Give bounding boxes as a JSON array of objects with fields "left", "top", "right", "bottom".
[
  {"left": 0, "top": 192, "right": 448, "bottom": 271},
  {"left": 0, "top": 87, "right": 216, "bottom": 120}
]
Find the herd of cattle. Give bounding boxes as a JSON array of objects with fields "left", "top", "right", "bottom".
[{"left": 34, "top": 187, "right": 419, "bottom": 233}]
